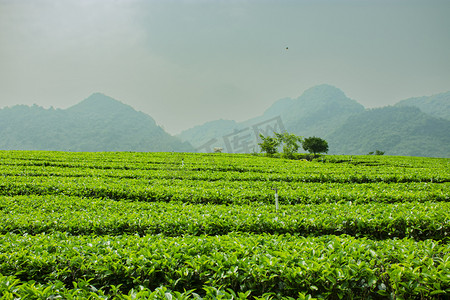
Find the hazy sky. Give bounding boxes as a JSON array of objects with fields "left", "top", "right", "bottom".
[{"left": 1, "top": 0, "right": 449, "bottom": 134}]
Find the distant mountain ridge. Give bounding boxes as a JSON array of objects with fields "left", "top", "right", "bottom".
[
  {"left": 395, "top": 91, "right": 450, "bottom": 121},
  {"left": 1, "top": 87, "right": 449, "bottom": 157},
  {"left": 179, "top": 85, "right": 450, "bottom": 157},
  {"left": 327, "top": 106, "right": 450, "bottom": 157},
  {"left": 0, "top": 93, "right": 194, "bottom": 152},
  {"left": 281, "top": 85, "right": 365, "bottom": 137}
]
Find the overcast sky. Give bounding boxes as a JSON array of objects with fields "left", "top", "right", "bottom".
[{"left": 1, "top": 0, "right": 449, "bottom": 134}]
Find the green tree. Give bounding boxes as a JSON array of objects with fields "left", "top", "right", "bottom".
[
  {"left": 375, "top": 150, "right": 385, "bottom": 155},
  {"left": 275, "top": 132, "right": 303, "bottom": 158},
  {"left": 302, "top": 136, "right": 329, "bottom": 156},
  {"left": 258, "top": 134, "right": 280, "bottom": 156},
  {"left": 369, "top": 150, "right": 385, "bottom": 155}
]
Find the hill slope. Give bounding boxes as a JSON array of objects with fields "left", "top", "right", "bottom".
[
  {"left": 0, "top": 93, "right": 194, "bottom": 152},
  {"left": 395, "top": 91, "right": 450, "bottom": 120},
  {"left": 327, "top": 106, "right": 450, "bottom": 157},
  {"left": 179, "top": 84, "right": 365, "bottom": 152},
  {"left": 281, "top": 84, "right": 365, "bottom": 137},
  {"left": 177, "top": 119, "right": 241, "bottom": 151},
  {"left": 179, "top": 85, "right": 449, "bottom": 157}
]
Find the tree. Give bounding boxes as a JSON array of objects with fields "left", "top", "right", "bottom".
[
  {"left": 258, "top": 134, "right": 280, "bottom": 156},
  {"left": 275, "top": 132, "right": 303, "bottom": 158},
  {"left": 302, "top": 136, "right": 328, "bottom": 156},
  {"left": 368, "top": 150, "right": 385, "bottom": 155}
]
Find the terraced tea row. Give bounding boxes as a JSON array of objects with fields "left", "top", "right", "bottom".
[
  {"left": 1, "top": 151, "right": 448, "bottom": 299},
  {"left": 1, "top": 233, "right": 449, "bottom": 299},
  {"left": 1, "top": 175, "right": 448, "bottom": 204},
  {"left": 1, "top": 151, "right": 449, "bottom": 183},
  {"left": 1, "top": 195, "right": 448, "bottom": 241}
]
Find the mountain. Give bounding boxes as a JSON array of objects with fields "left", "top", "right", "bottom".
[
  {"left": 281, "top": 84, "right": 365, "bottom": 137},
  {"left": 179, "top": 84, "right": 449, "bottom": 157},
  {"left": 179, "top": 98, "right": 296, "bottom": 152},
  {"left": 263, "top": 97, "right": 295, "bottom": 118},
  {"left": 3, "top": 88, "right": 449, "bottom": 156},
  {"left": 179, "top": 84, "right": 365, "bottom": 152},
  {"left": 395, "top": 91, "right": 450, "bottom": 121},
  {"left": 327, "top": 106, "right": 450, "bottom": 157},
  {"left": 0, "top": 93, "right": 194, "bottom": 152},
  {"left": 178, "top": 119, "right": 241, "bottom": 151}
]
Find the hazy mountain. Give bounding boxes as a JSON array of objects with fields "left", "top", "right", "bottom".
[
  {"left": 327, "top": 106, "right": 450, "bottom": 157},
  {"left": 177, "top": 119, "right": 241, "bottom": 151},
  {"left": 281, "top": 84, "right": 365, "bottom": 137},
  {"left": 179, "top": 84, "right": 365, "bottom": 151},
  {"left": 240, "top": 97, "right": 296, "bottom": 127},
  {"left": 2, "top": 87, "right": 449, "bottom": 157},
  {"left": 179, "top": 98, "right": 296, "bottom": 152},
  {"left": 179, "top": 84, "right": 449, "bottom": 157},
  {"left": 264, "top": 97, "right": 296, "bottom": 117},
  {"left": 395, "top": 91, "right": 450, "bottom": 120},
  {"left": 0, "top": 93, "right": 194, "bottom": 152}
]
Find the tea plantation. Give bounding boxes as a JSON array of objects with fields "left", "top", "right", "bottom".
[{"left": 0, "top": 151, "right": 448, "bottom": 299}]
